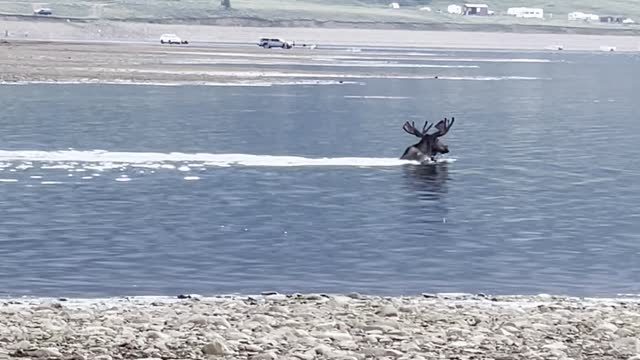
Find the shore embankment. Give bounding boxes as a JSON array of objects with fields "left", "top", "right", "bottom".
[{"left": 1, "top": 17, "right": 639, "bottom": 52}]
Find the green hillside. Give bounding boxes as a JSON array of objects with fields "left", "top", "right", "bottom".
[{"left": 1, "top": 0, "right": 639, "bottom": 34}]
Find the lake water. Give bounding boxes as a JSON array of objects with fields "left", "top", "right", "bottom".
[{"left": 1, "top": 48, "right": 639, "bottom": 298}]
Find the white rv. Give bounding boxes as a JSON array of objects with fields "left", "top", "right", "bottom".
[{"left": 507, "top": 7, "right": 544, "bottom": 19}]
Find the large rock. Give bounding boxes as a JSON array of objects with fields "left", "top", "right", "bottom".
[
  {"left": 202, "top": 339, "right": 229, "bottom": 356},
  {"left": 376, "top": 305, "right": 399, "bottom": 317}
]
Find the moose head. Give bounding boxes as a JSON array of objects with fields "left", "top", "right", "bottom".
[{"left": 400, "top": 117, "right": 455, "bottom": 163}]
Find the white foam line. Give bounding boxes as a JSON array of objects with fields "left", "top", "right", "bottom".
[
  {"left": 152, "top": 51, "right": 510, "bottom": 64},
  {"left": 98, "top": 68, "right": 382, "bottom": 78},
  {"left": 421, "top": 57, "right": 552, "bottom": 63},
  {"left": 166, "top": 59, "right": 479, "bottom": 69},
  {"left": 149, "top": 50, "right": 449, "bottom": 62},
  {"left": 149, "top": 50, "right": 444, "bottom": 61},
  {"left": 0, "top": 150, "right": 455, "bottom": 167},
  {"left": 41, "top": 164, "right": 75, "bottom": 169},
  {"left": 0, "top": 79, "right": 361, "bottom": 87},
  {"left": 86, "top": 69, "right": 544, "bottom": 81},
  {"left": 2, "top": 69, "right": 542, "bottom": 83},
  {"left": 271, "top": 80, "right": 363, "bottom": 86},
  {"left": 350, "top": 51, "right": 437, "bottom": 57},
  {"left": 336, "top": 56, "right": 553, "bottom": 63},
  {"left": 344, "top": 96, "right": 411, "bottom": 99},
  {"left": 151, "top": 50, "right": 314, "bottom": 59},
  {"left": 436, "top": 76, "right": 544, "bottom": 81}
]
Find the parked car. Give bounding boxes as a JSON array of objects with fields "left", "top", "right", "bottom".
[
  {"left": 258, "top": 38, "right": 294, "bottom": 49},
  {"left": 160, "top": 34, "right": 188, "bottom": 45},
  {"left": 33, "top": 8, "right": 52, "bottom": 15}
]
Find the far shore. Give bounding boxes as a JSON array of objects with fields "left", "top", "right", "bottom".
[{"left": 1, "top": 18, "right": 639, "bottom": 52}]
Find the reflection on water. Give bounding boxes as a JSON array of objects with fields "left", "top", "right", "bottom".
[
  {"left": 402, "top": 163, "right": 450, "bottom": 201},
  {"left": 400, "top": 163, "right": 451, "bottom": 229}
]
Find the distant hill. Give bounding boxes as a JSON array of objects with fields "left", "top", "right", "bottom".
[{"left": 1, "top": 0, "right": 638, "bottom": 35}]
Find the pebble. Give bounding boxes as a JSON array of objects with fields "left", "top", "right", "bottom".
[
  {"left": 250, "top": 352, "right": 278, "bottom": 360},
  {"left": 595, "top": 322, "right": 618, "bottom": 333},
  {"left": 311, "top": 331, "right": 352, "bottom": 341},
  {"left": 32, "top": 348, "right": 63, "bottom": 358}
]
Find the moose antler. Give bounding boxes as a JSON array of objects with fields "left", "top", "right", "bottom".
[
  {"left": 403, "top": 120, "right": 433, "bottom": 138},
  {"left": 422, "top": 120, "right": 433, "bottom": 135},
  {"left": 402, "top": 121, "right": 422, "bottom": 137},
  {"left": 434, "top": 117, "right": 455, "bottom": 137}
]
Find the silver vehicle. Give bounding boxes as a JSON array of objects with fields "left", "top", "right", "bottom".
[
  {"left": 33, "top": 8, "right": 52, "bottom": 15},
  {"left": 258, "top": 38, "right": 294, "bottom": 49}
]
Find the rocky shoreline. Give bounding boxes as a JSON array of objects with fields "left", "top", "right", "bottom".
[{"left": 1, "top": 293, "right": 640, "bottom": 360}]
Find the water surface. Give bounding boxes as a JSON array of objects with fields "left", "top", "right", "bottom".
[{"left": 1, "top": 49, "right": 639, "bottom": 297}]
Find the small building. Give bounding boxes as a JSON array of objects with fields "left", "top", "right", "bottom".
[
  {"left": 599, "top": 15, "right": 626, "bottom": 23},
  {"left": 447, "top": 4, "right": 463, "bottom": 14},
  {"left": 507, "top": 7, "right": 544, "bottom": 19},
  {"left": 463, "top": 3, "right": 489, "bottom": 16},
  {"left": 389, "top": 2, "right": 400, "bottom": 9},
  {"left": 568, "top": 11, "right": 599, "bottom": 21}
]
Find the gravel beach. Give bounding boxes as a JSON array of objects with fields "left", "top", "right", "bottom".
[{"left": 2, "top": 293, "right": 640, "bottom": 360}]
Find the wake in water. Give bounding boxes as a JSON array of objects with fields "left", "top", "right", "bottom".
[
  {"left": 0, "top": 150, "right": 455, "bottom": 169},
  {"left": 0, "top": 150, "right": 456, "bottom": 184}
]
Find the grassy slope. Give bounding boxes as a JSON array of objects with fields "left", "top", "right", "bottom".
[{"left": 1, "top": 0, "right": 639, "bottom": 34}]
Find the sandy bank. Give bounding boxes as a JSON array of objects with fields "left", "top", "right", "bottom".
[
  {"left": 0, "top": 41, "right": 357, "bottom": 85},
  {"left": 1, "top": 293, "right": 640, "bottom": 360},
  {"left": 0, "top": 40, "right": 554, "bottom": 85}
]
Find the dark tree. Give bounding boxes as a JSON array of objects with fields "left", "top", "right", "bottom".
[{"left": 221, "top": 0, "right": 231, "bottom": 9}]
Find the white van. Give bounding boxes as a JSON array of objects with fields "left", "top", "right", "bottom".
[
  {"left": 160, "top": 34, "right": 188, "bottom": 45},
  {"left": 258, "top": 38, "right": 294, "bottom": 49},
  {"left": 34, "top": 8, "right": 52, "bottom": 15}
]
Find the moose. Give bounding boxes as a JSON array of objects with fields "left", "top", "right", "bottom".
[{"left": 400, "top": 117, "right": 455, "bottom": 163}]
